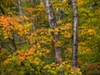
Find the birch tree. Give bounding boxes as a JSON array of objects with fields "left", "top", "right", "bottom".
[
  {"left": 72, "top": 0, "right": 79, "bottom": 68},
  {"left": 44, "top": 0, "right": 62, "bottom": 64},
  {"left": 43, "top": 0, "right": 64, "bottom": 74}
]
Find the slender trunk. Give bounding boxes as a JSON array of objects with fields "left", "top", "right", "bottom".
[
  {"left": 43, "top": 0, "right": 64, "bottom": 74},
  {"left": 61, "top": 0, "right": 66, "bottom": 2},
  {"left": 30, "top": 0, "right": 36, "bottom": 3},
  {"left": 31, "top": 17, "right": 36, "bottom": 32},
  {"left": 17, "top": 0, "right": 25, "bottom": 24},
  {"left": 56, "top": 0, "right": 68, "bottom": 21},
  {"left": 40, "top": 0, "right": 43, "bottom": 4},
  {"left": 17, "top": 1, "right": 31, "bottom": 75},
  {"left": 17, "top": 0, "right": 23, "bottom": 16},
  {"left": 17, "top": 0, "right": 24, "bottom": 46},
  {"left": 72, "top": 0, "right": 79, "bottom": 68},
  {"left": 17, "top": 0, "right": 24, "bottom": 24},
  {"left": 9, "top": 38, "right": 17, "bottom": 51}
]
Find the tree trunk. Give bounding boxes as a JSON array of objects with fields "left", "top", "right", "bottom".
[
  {"left": 30, "top": 0, "right": 36, "bottom": 3},
  {"left": 44, "top": 0, "right": 62, "bottom": 64},
  {"left": 72, "top": 0, "right": 79, "bottom": 68},
  {"left": 43, "top": 0, "right": 64, "bottom": 74},
  {"left": 40, "top": 0, "right": 43, "bottom": 4},
  {"left": 61, "top": 0, "right": 66, "bottom": 2},
  {"left": 17, "top": 0, "right": 23, "bottom": 16}
]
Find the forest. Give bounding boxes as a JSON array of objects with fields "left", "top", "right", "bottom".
[{"left": 0, "top": 0, "right": 100, "bottom": 75}]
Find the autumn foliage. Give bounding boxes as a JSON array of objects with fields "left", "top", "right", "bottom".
[{"left": 0, "top": 0, "right": 100, "bottom": 75}]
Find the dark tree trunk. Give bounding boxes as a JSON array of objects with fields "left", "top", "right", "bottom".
[
  {"left": 72, "top": 0, "right": 79, "bottom": 68},
  {"left": 0, "top": 39, "right": 15, "bottom": 53},
  {"left": 9, "top": 37, "right": 17, "bottom": 51}
]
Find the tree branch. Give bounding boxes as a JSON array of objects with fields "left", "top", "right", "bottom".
[{"left": 0, "top": 39, "right": 15, "bottom": 54}]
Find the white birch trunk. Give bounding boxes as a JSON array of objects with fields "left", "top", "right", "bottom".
[
  {"left": 72, "top": 0, "right": 79, "bottom": 68},
  {"left": 44, "top": 0, "right": 64, "bottom": 74}
]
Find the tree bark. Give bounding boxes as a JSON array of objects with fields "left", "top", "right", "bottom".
[
  {"left": 72, "top": 0, "right": 79, "bottom": 68},
  {"left": 43, "top": 0, "right": 64, "bottom": 74},
  {"left": 9, "top": 37, "right": 17, "bottom": 51},
  {"left": 17, "top": 0, "right": 23, "bottom": 16},
  {"left": 0, "top": 39, "right": 15, "bottom": 53},
  {"left": 44, "top": 0, "right": 62, "bottom": 64},
  {"left": 61, "top": 0, "right": 66, "bottom": 2},
  {"left": 30, "top": 0, "right": 36, "bottom": 3},
  {"left": 40, "top": 0, "right": 43, "bottom": 4}
]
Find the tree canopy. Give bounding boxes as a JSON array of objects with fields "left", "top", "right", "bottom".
[{"left": 0, "top": 0, "right": 100, "bottom": 75}]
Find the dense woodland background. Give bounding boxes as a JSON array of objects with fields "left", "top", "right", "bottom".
[{"left": 0, "top": 0, "right": 100, "bottom": 75}]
